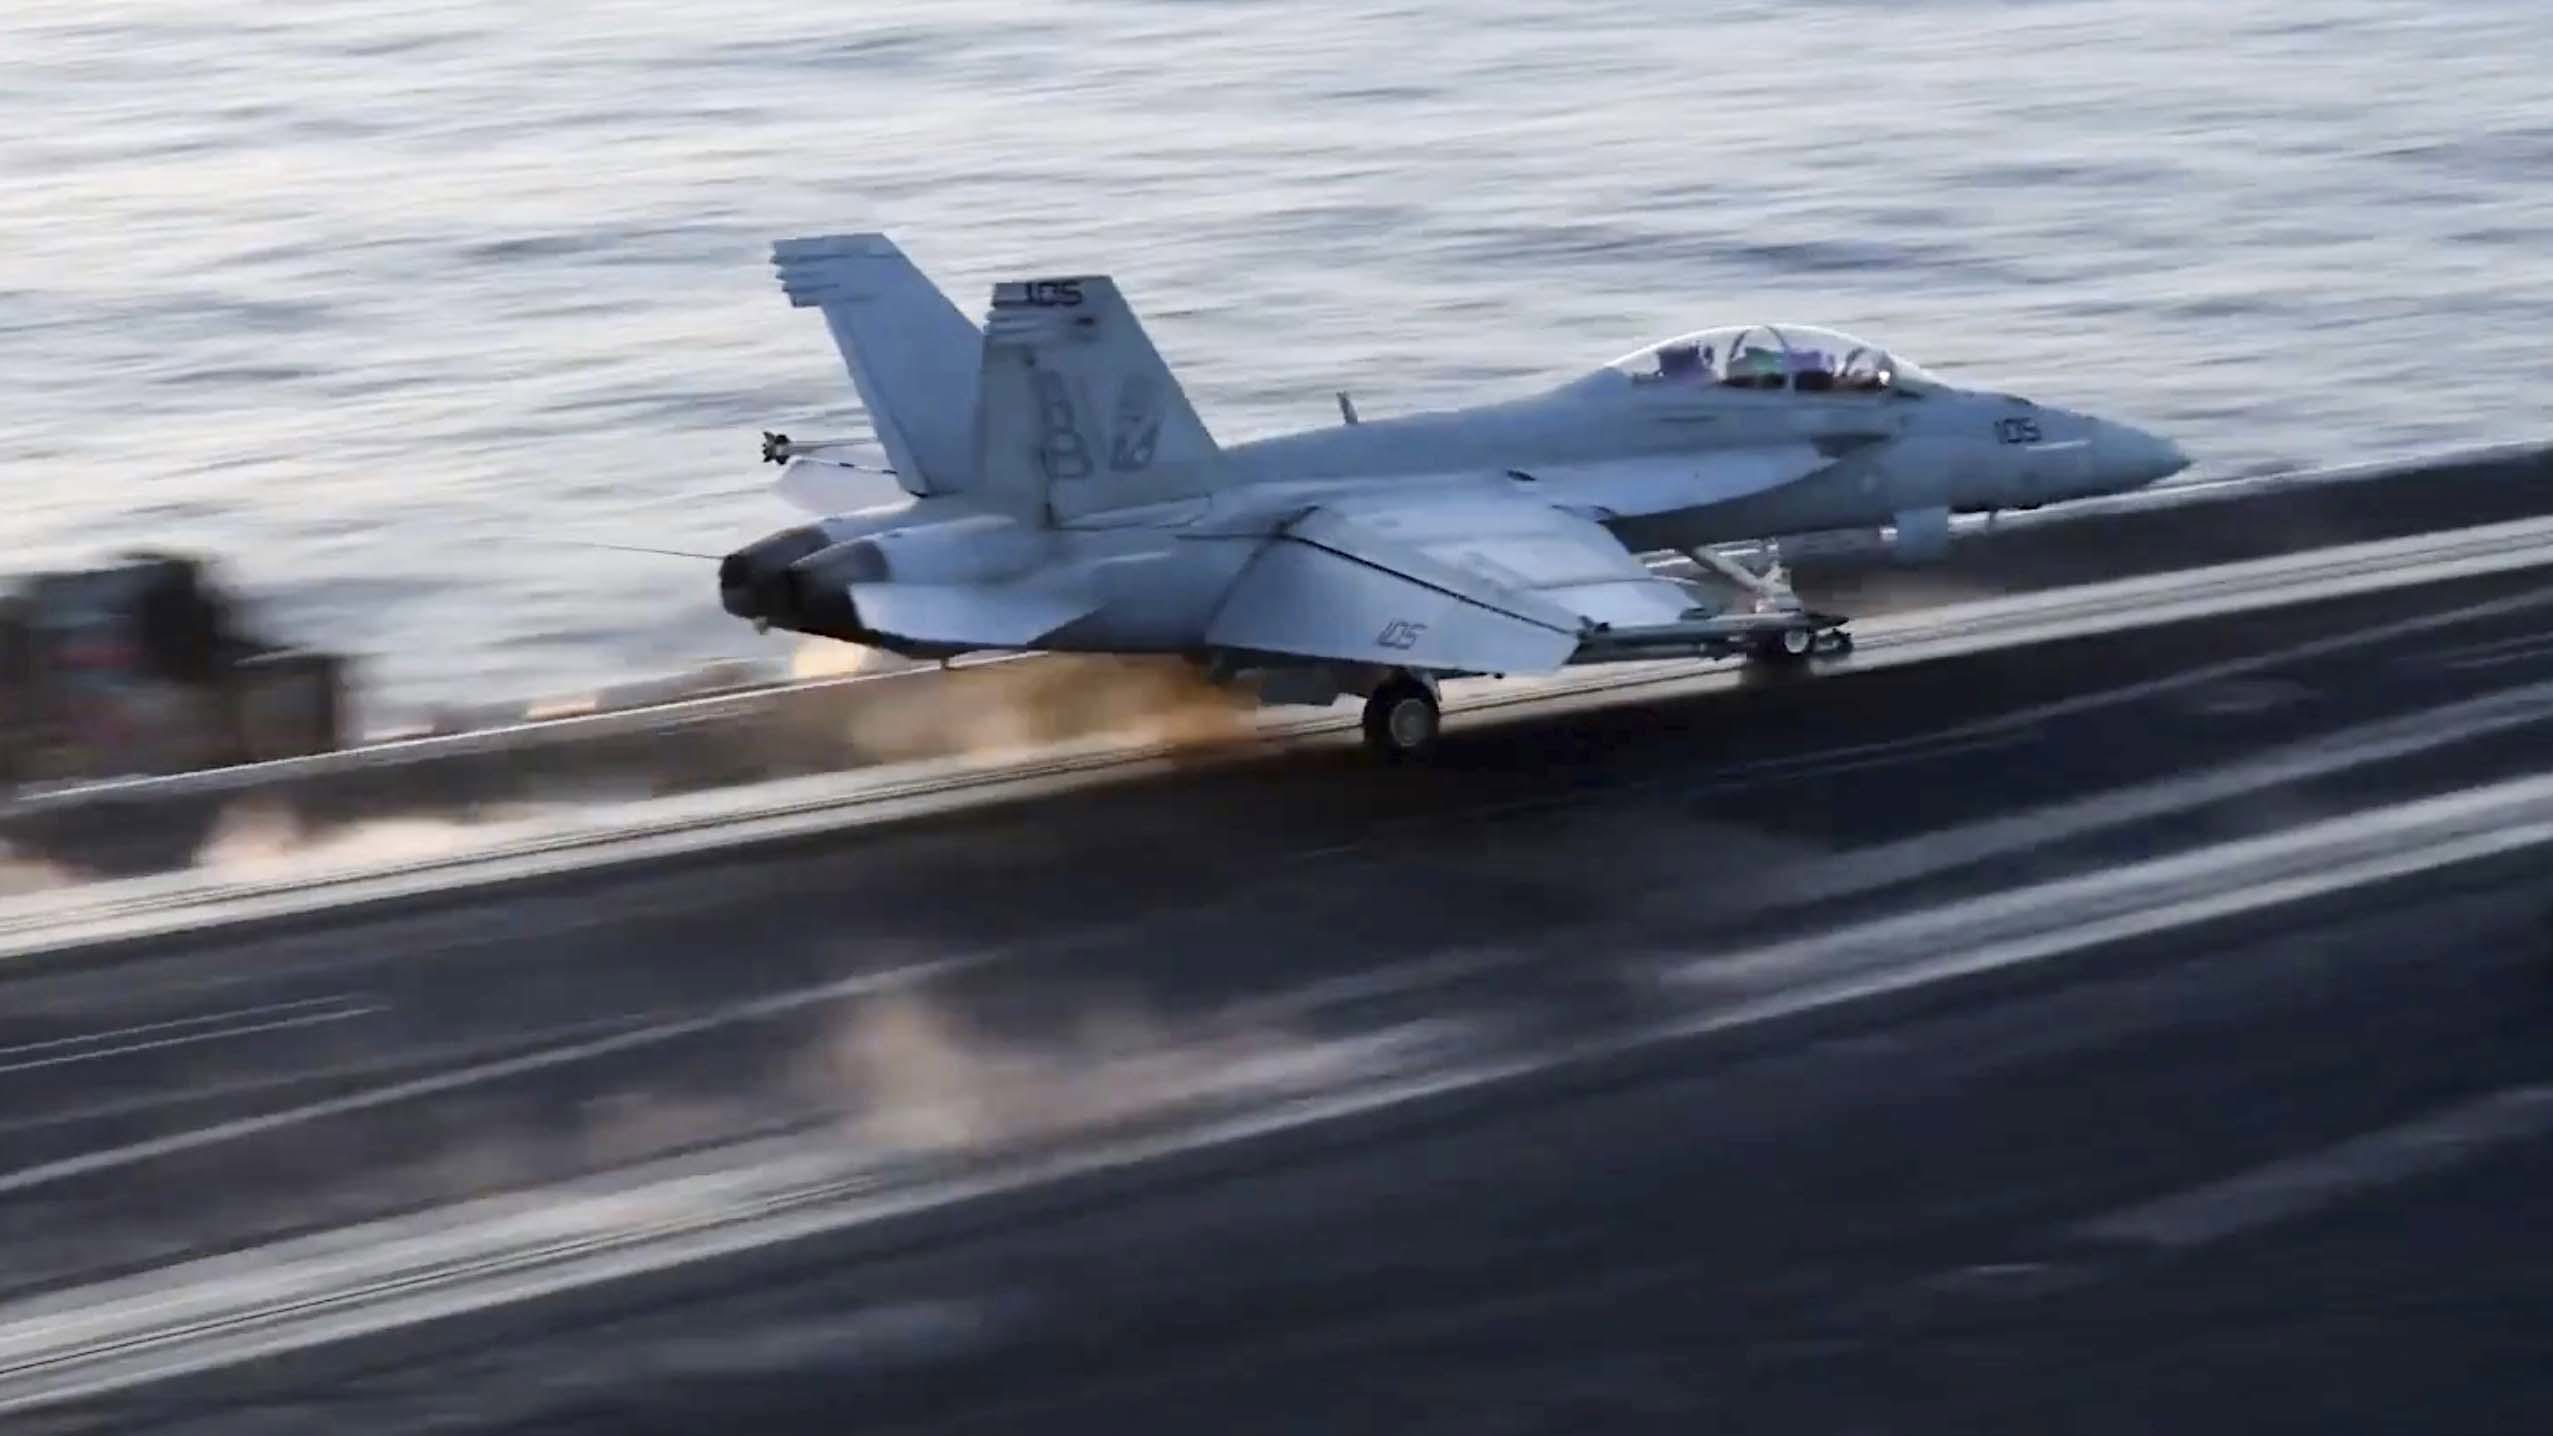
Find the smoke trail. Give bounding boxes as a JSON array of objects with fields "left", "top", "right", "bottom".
[
  {"left": 820, "top": 656, "right": 1258, "bottom": 767},
  {"left": 789, "top": 637, "right": 889, "bottom": 680},
  {"left": 191, "top": 794, "right": 557, "bottom": 882},
  {"left": 0, "top": 841, "right": 80, "bottom": 895},
  {"left": 801, "top": 989, "right": 1444, "bottom": 1157}
]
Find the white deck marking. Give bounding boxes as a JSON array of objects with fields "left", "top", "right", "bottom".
[
  {"left": 2437, "top": 635, "right": 2553, "bottom": 671},
  {"left": 1792, "top": 672, "right": 2553, "bottom": 902},
  {"left": 8, "top": 783, "right": 2553, "bottom": 1411},
  {"left": 0, "top": 958, "right": 969, "bottom": 1197},
  {"left": 0, "top": 996, "right": 357, "bottom": 1061},
  {"left": 0, "top": 1006, "right": 383, "bottom": 1077},
  {"left": 1663, "top": 771, "right": 2553, "bottom": 997},
  {"left": 2075, "top": 1086, "right": 2553, "bottom": 1250},
  {"left": 0, "top": 1012, "right": 661, "bottom": 1139}
]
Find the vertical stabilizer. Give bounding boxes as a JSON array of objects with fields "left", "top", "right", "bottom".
[
  {"left": 974, "top": 276, "right": 1223, "bottom": 523},
  {"left": 771, "top": 234, "right": 980, "bottom": 497}
]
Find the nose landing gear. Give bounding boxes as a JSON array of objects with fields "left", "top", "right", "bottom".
[
  {"left": 1748, "top": 620, "right": 1854, "bottom": 666},
  {"left": 1681, "top": 543, "right": 1853, "bottom": 665}
]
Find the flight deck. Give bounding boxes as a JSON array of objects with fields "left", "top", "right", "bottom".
[{"left": 7, "top": 476, "right": 2553, "bottom": 1429}]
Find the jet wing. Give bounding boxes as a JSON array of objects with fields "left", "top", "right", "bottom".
[{"left": 1204, "top": 484, "right": 1699, "bottom": 676}]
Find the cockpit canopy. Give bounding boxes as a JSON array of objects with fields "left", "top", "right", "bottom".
[{"left": 1600, "top": 324, "right": 1944, "bottom": 394}]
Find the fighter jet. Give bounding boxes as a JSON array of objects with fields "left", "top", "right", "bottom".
[{"left": 720, "top": 234, "right": 2187, "bottom": 757}]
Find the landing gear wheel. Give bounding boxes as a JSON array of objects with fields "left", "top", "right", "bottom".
[
  {"left": 1751, "top": 625, "right": 1816, "bottom": 666},
  {"left": 1361, "top": 678, "right": 1440, "bottom": 761},
  {"left": 1828, "top": 628, "right": 1855, "bottom": 656}
]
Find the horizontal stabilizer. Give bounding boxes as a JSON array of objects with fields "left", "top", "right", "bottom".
[
  {"left": 773, "top": 459, "right": 891, "bottom": 516},
  {"left": 771, "top": 234, "right": 979, "bottom": 498}
]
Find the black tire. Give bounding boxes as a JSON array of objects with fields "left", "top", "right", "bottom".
[
  {"left": 1361, "top": 678, "right": 1440, "bottom": 760},
  {"left": 1752, "top": 626, "right": 1815, "bottom": 665}
]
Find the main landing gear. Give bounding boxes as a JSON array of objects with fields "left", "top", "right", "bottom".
[{"left": 1361, "top": 674, "right": 1441, "bottom": 761}]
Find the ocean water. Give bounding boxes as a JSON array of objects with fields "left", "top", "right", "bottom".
[{"left": 6, "top": 0, "right": 2550, "bottom": 720}]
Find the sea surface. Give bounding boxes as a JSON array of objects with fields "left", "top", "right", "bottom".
[{"left": 6, "top": 0, "right": 2550, "bottom": 720}]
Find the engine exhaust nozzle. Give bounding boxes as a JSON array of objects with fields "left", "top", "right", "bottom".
[{"left": 719, "top": 524, "right": 829, "bottom": 622}]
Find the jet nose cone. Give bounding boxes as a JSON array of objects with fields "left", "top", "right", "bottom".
[{"left": 2091, "top": 421, "right": 2191, "bottom": 489}]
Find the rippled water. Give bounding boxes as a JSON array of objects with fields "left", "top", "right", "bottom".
[{"left": 7, "top": 0, "right": 2550, "bottom": 718}]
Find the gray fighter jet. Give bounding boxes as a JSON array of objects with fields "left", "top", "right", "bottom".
[{"left": 721, "top": 234, "right": 2187, "bottom": 757}]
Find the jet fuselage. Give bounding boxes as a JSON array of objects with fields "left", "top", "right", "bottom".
[{"left": 721, "top": 263, "right": 2190, "bottom": 682}]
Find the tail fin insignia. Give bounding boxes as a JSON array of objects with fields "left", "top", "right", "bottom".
[{"left": 976, "top": 274, "right": 1222, "bottom": 521}]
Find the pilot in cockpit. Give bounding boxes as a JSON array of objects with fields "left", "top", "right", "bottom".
[
  {"left": 1657, "top": 340, "right": 1705, "bottom": 380},
  {"left": 1726, "top": 343, "right": 1784, "bottom": 387}
]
